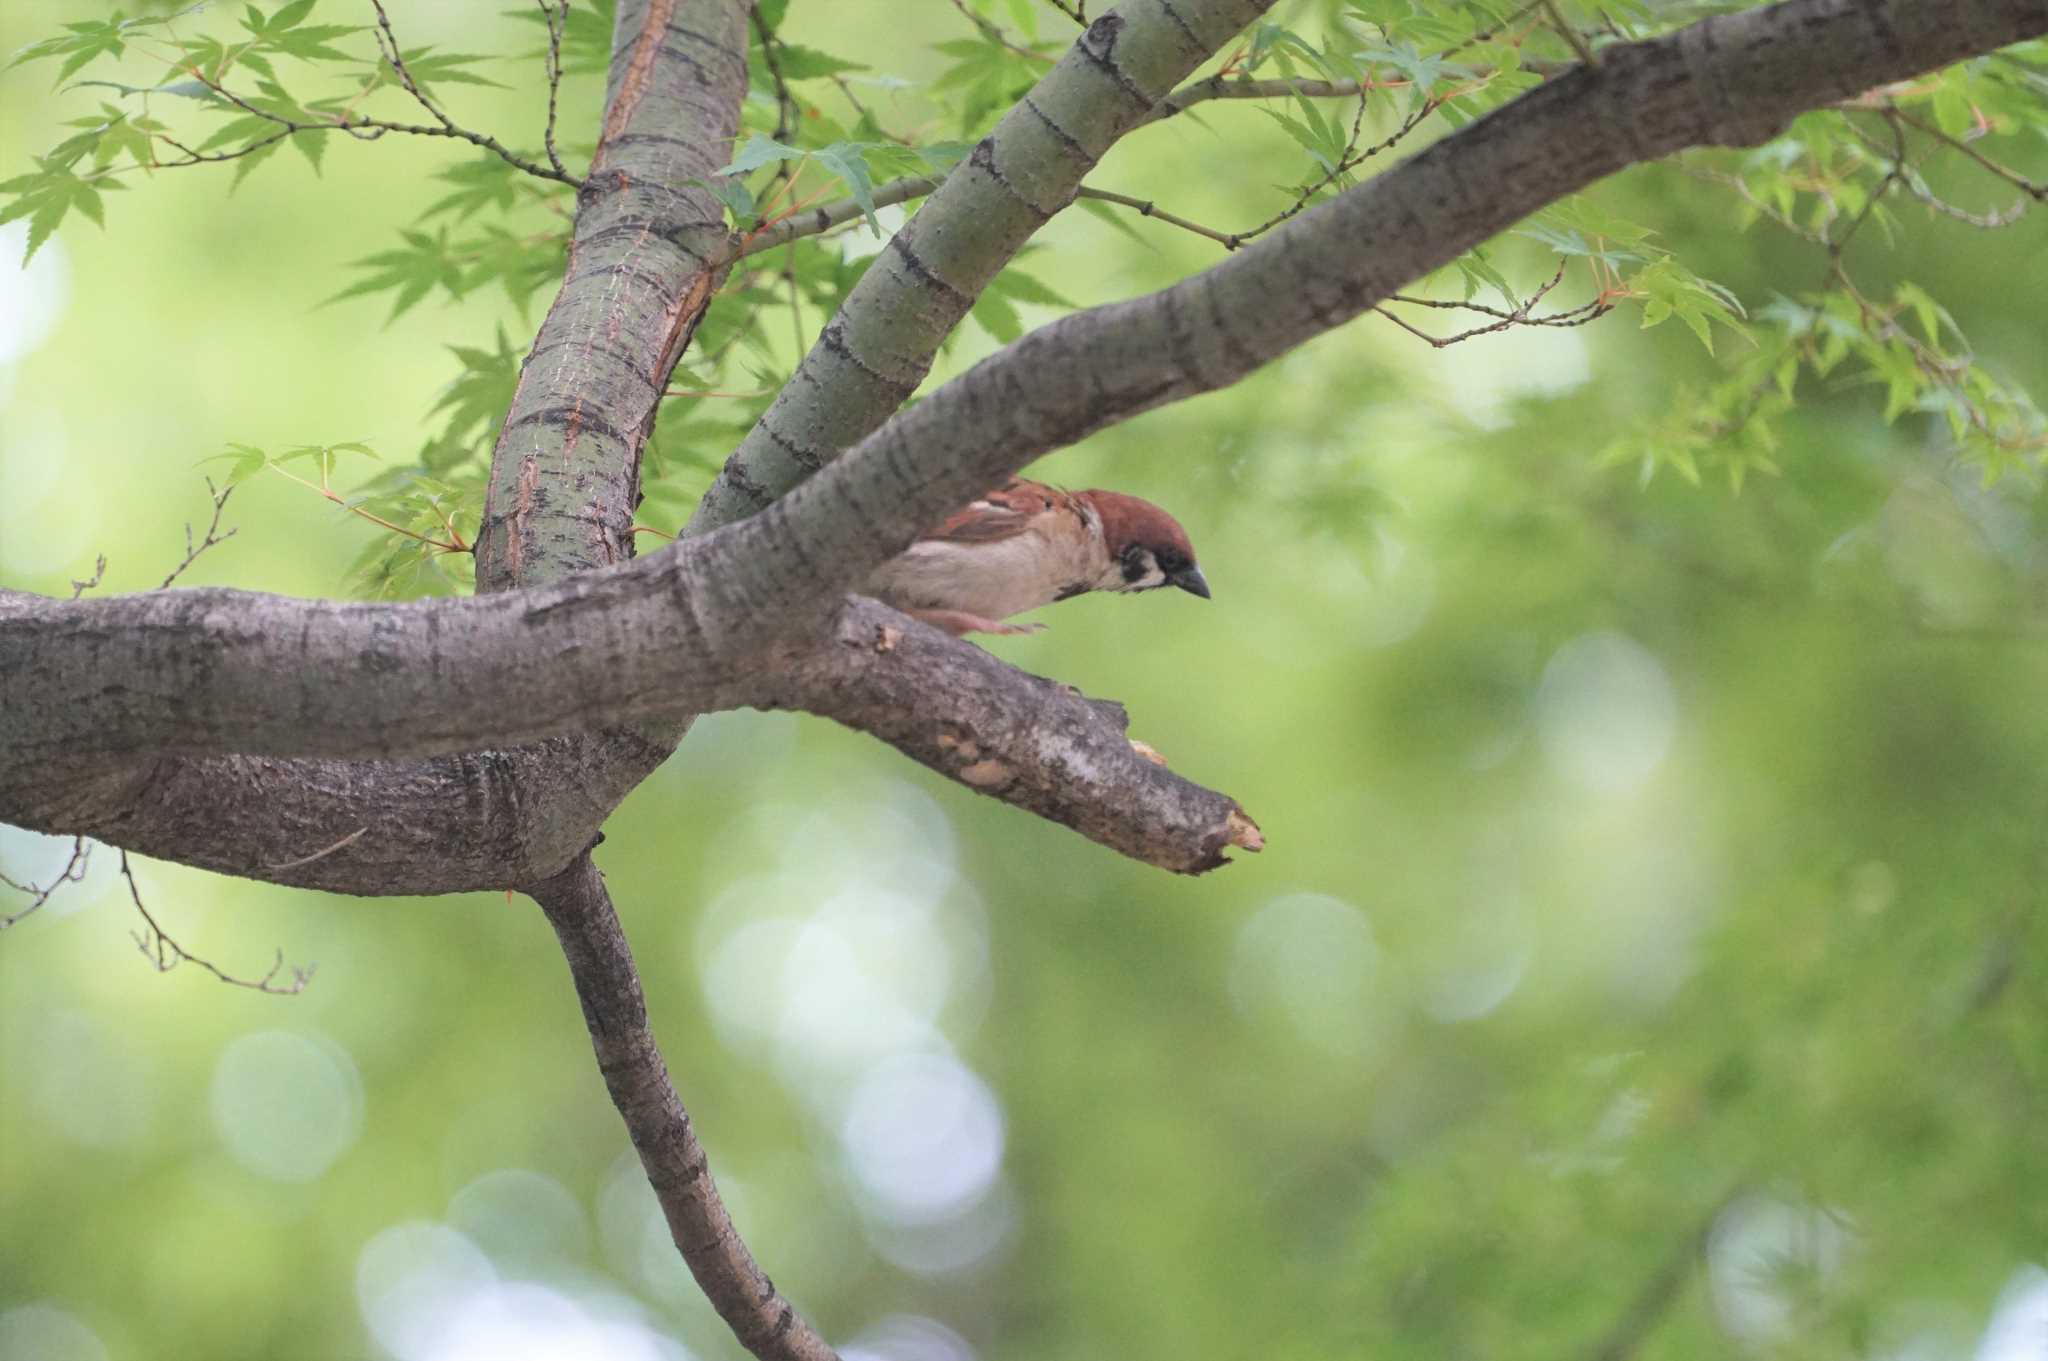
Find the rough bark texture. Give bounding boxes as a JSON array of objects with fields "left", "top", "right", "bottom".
[
  {"left": 769, "top": 601, "right": 1259, "bottom": 874},
  {"left": 475, "top": 0, "right": 750, "bottom": 590},
  {"left": 686, "top": 0, "right": 1276, "bottom": 532},
  {"left": 5, "top": 0, "right": 2041, "bottom": 894},
  {"left": 0, "top": 583, "right": 1255, "bottom": 881},
  {"left": 532, "top": 855, "right": 839, "bottom": 1361},
  {"left": 2, "top": 742, "right": 658, "bottom": 896}
]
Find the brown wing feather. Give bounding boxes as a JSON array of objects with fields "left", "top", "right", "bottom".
[{"left": 920, "top": 477, "right": 1059, "bottom": 544}]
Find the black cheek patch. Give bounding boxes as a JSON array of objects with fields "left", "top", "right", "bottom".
[{"left": 1119, "top": 554, "right": 1150, "bottom": 584}]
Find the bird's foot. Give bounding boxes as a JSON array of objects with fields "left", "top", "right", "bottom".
[{"left": 908, "top": 609, "right": 1045, "bottom": 637}]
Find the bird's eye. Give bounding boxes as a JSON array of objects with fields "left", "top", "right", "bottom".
[{"left": 1156, "top": 548, "right": 1187, "bottom": 574}]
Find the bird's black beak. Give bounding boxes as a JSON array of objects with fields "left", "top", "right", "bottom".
[{"left": 1170, "top": 565, "right": 1211, "bottom": 599}]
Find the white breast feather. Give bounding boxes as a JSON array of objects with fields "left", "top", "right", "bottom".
[{"left": 866, "top": 507, "right": 1108, "bottom": 623}]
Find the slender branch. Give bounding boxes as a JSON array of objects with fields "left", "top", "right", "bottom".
[
  {"left": 1887, "top": 107, "right": 2048, "bottom": 199},
  {"left": 175, "top": 5, "right": 587, "bottom": 191},
  {"left": 752, "top": 5, "right": 797, "bottom": 145},
  {"left": 538, "top": 0, "right": 572, "bottom": 180},
  {"left": 1375, "top": 264, "right": 1614, "bottom": 347},
  {"left": 154, "top": 128, "right": 296, "bottom": 167},
  {"left": 727, "top": 174, "right": 942, "bottom": 259},
  {"left": 188, "top": 68, "right": 586, "bottom": 189},
  {"left": 369, "top": 0, "right": 460, "bottom": 134},
  {"left": 0, "top": 837, "right": 90, "bottom": 930},
  {"left": 1075, "top": 185, "right": 1247, "bottom": 250},
  {"left": 1142, "top": 75, "right": 1379, "bottom": 124},
  {"left": 160, "top": 479, "right": 238, "bottom": 589},
  {"left": 1541, "top": 0, "right": 1600, "bottom": 66},
  {"left": 1231, "top": 94, "right": 1437, "bottom": 246},
  {"left": 120, "top": 850, "right": 314, "bottom": 993},
  {"left": 1141, "top": 2, "right": 1568, "bottom": 126},
  {"left": 947, "top": 0, "right": 1053, "bottom": 63},
  {"left": 70, "top": 556, "right": 106, "bottom": 599},
  {"left": 1587, "top": 1190, "right": 1739, "bottom": 1361},
  {"left": 530, "top": 855, "right": 839, "bottom": 1361},
  {"left": 1043, "top": 0, "right": 1087, "bottom": 23}
]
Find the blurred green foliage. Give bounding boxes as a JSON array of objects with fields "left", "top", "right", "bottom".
[{"left": 3, "top": 2, "right": 2047, "bottom": 1360}]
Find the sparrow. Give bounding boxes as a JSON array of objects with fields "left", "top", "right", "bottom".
[{"left": 865, "top": 476, "right": 1210, "bottom": 635}]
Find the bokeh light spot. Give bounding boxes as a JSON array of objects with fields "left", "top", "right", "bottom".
[
  {"left": 842, "top": 1313, "right": 977, "bottom": 1361},
  {"left": 446, "top": 1169, "right": 591, "bottom": 1277},
  {"left": 355, "top": 1221, "right": 495, "bottom": 1361},
  {"left": 1974, "top": 1265, "right": 2048, "bottom": 1361},
  {"left": 1707, "top": 1195, "right": 1855, "bottom": 1344},
  {"left": 0, "top": 1303, "right": 107, "bottom": 1361},
  {"left": 29, "top": 1008, "right": 158, "bottom": 1150},
  {"left": 1534, "top": 631, "right": 1677, "bottom": 795},
  {"left": 0, "top": 222, "right": 68, "bottom": 370},
  {"left": 1230, "top": 893, "right": 1390, "bottom": 1057},
  {"left": 841, "top": 1054, "right": 1004, "bottom": 1226},
  {"left": 209, "top": 1029, "right": 364, "bottom": 1182}
]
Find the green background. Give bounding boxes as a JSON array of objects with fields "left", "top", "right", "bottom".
[{"left": 3, "top": 3, "right": 2046, "bottom": 1360}]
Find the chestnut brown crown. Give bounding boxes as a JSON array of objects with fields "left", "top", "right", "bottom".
[{"left": 1083, "top": 490, "right": 1211, "bottom": 599}]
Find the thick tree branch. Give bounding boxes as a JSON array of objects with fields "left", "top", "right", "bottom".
[
  {"left": 531, "top": 855, "right": 838, "bottom": 1361},
  {"left": 6, "top": 0, "right": 2039, "bottom": 888},
  {"left": 726, "top": 0, "right": 2048, "bottom": 602},
  {"left": 475, "top": 0, "right": 751, "bottom": 591},
  {"left": 688, "top": 0, "right": 1278, "bottom": 533},
  {"left": 0, "top": 585, "right": 1254, "bottom": 878},
  {"left": 773, "top": 600, "right": 1261, "bottom": 873},
  {"left": 8, "top": 743, "right": 667, "bottom": 897}
]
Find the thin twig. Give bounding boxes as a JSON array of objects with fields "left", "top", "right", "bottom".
[
  {"left": 176, "top": 8, "right": 585, "bottom": 190},
  {"left": 1826, "top": 113, "right": 1906, "bottom": 260},
  {"left": 1373, "top": 263, "right": 1614, "bottom": 347},
  {"left": 1076, "top": 185, "right": 1247, "bottom": 250},
  {"left": 0, "top": 837, "right": 90, "bottom": 930},
  {"left": 160, "top": 479, "right": 237, "bottom": 589},
  {"left": 1834, "top": 115, "right": 2035, "bottom": 227},
  {"left": 751, "top": 5, "right": 796, "bottom": 145},
  {"left": 1586, "top": 1189, "right": 1741, "bottom": 1361},
  {"left": 538, "top": 0, "right": 571, "bottom": 180},
  {"left": 947, "top": 0, "right": 1052, "bottom": 63},
  {"left": 1043, "top": 0, "right": 1086, "bottom": 23},
  {"left": 1143, "top": 76, "right": 1381, "bottom": 125},
  {"left": 263, "top": 463, "right": 468, "bottom": 554},
  {"left": 154, "top": 128, "right": 297, "bottom": 166},
  {"left": 1887, "top": 107, "right": 2048, "bottom": 200},
  {"left": 369, "top": 0, "right": 458, "bottom": 133},
  {"left": 1233, "top": 95, "right": 1438, "bottom": 247},
  {"left": 728, "top": 173, "right": 942, "bottom": 259},
  {"left": 263, "top": 826, "right": 370, "bottom": 872},
  {"left": 1540, "top": 0, "right": 1599, "bottom": 66},
  {"left": 121, "top": 851, "right": 314, "bottom": 994},
  {"left": 71, "top": 555, "right": 106, "bottom": 599}
]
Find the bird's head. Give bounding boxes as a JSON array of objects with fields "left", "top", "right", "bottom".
[{"left": 1084, "top": 490, "right": 1211, "bottom": 600}]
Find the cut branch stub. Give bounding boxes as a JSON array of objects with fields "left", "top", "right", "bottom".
[{"left": 772, "top": 600, "right": 1261, "bottom": 875}]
